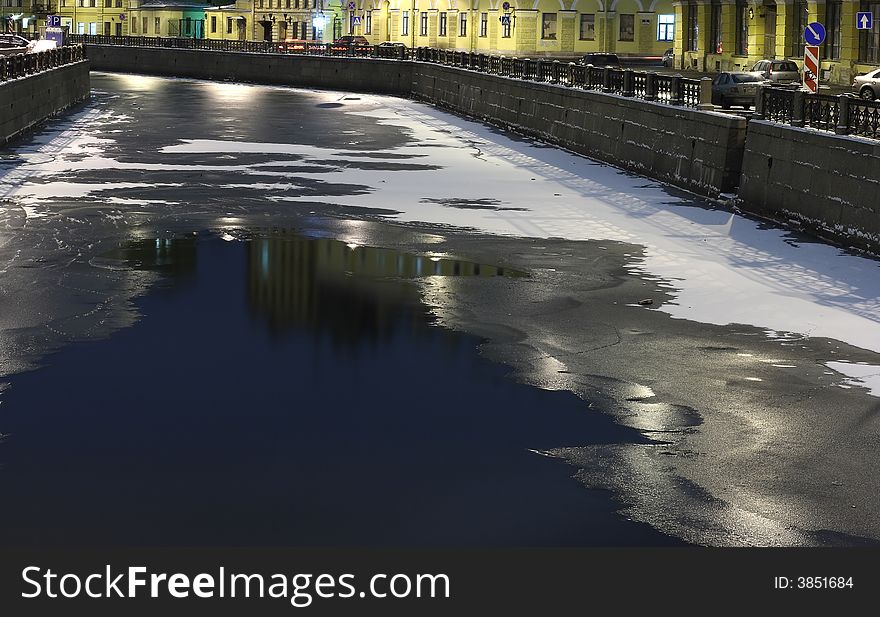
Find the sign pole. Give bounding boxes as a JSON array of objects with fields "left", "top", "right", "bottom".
[
  {"left": 803, "top": 45, "right": 819, "bottom": 94},
  {"left": 802, "top": 22, "right": 825, "bottom": 94}
]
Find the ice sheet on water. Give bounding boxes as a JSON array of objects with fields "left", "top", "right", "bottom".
[{"left": 7, "top": 84, "right": 880, "bottom": 357}]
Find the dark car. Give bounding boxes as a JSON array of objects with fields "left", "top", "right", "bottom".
[
  {"left": 377, "top": 41, "right": 406, "bottom": 48},
  {"left": 277, "top": 38, "right": 320, "bottom": 53},
  {"left": 711, "top": 72, "right": 765, "bottom": 109},
  {"left": 661, "top": 48, "right": 674, "bottom": 68},
  {"left": 330, "top": 35, "right": 370, "bottom": 53},
  {"left": 333, "top": 35, "right": 369, "bottom": 46},
  {"left": 580, "top": 52, "right": 621, "bottom": 68}
]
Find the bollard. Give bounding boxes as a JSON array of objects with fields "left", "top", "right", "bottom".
[
  {"left": 835, "top": 94, "right": 850, "bottom": 135},
  {"left": 622, "top": 69, "right": 634, "bottom": 97},
  {"left": 791, "top": 89, "right": 804, "bottom": 126},
  {"left": 645, "top": 72, "right": 656, "bottom": 101},
  {"left": 754, "top": 85, "right": 766, "bottom": 119},
  {"left": 671, "top": 74, "right": 682, "bottom": 105},
  {"left": 697, "top": 77, "right": 714, "bottom": 110},
  {"left": 602, "top": 66, "right": 612, "bottom": 92}
]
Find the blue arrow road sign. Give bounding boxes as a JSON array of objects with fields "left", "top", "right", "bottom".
[
  {"left": 804, "top": 22, "right": 826, "bottom": 45},
  {"left": 857, "top": 12, "right": 873, "bottom": 30}
]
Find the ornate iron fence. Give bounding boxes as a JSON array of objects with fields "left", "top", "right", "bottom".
[
  {"left": 0, "top": 45, "right": 85, "bottom": 82},
  {"left": 758, "top": 86, "right": 880, "bottom": 140},
  {"left": 848, "top": 98, "right": 880, "bottom": 138}
]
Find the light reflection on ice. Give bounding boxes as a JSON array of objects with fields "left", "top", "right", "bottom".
[{"left": 5, "top": 90, "right": 880, "bottom": 359}]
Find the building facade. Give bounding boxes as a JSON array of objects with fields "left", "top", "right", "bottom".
[
  {"left": 346, "top": 1, "right": 677, "bottom": 59},
  {"left": 2, "top": 0, "right": 55, "bottom": 35},
  {"left": 672, "top": 1, "right": 880, "bottom": 85},
  {"left": 56, "top": 0, "right": 128, "bottom": 35},
  {"left": 51, "top": 0, "right": 880, "bottom": 84}
]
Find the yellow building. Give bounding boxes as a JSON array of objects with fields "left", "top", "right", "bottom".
[
  {"left": 51, "top": 0, "right": 880, "bottom": 84},
  {"left": 2, "top": 0, "right": 55, "bottom": 35},
  {"left": 202, "top": 0, "right": 344, "bottom": 41},
  {"left": 204, "top": 1, "right": 249, "bottom": 40},
  {"left": 340, "top": 0, "right": 676, "bottom": 58},
  {"left": 672, "top": 0, "right": 880, "bottom": 85},
  {"left": 57, "top": 0, "right": 129, "bottom": 35}
]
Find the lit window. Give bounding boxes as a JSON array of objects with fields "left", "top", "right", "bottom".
[{"left": 657, "top": 14, "right": 674, "bottom": 41}]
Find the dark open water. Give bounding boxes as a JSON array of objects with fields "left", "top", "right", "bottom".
[{"left": 0, "top": 231, "right": 678, "bottom": 547}]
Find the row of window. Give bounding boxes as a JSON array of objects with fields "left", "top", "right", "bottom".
[
  {"left": 392, "top": 12, "right": 674, "bottom": 42},
  {"left": 255, "top": 0, "right": 317, "bottom": 8},
  {"left": 73, "top": 21, "right": 121, "bottom": 35},
  {"left": 66, "top": 0, "right": 123, "bottom": 6},
  {"left": 686, "top": 0, "right": 880, "bottom": 62}
]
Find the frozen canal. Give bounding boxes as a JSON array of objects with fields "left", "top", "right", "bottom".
[{"left": 1, "top": 73, "right": 879, "bottom": 546}]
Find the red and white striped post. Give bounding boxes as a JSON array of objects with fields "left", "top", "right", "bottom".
[{"left": 803, "top": 45, "right": 819, "bottom": 93}]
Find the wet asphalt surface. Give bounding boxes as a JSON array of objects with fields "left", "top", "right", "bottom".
[{"left": 0, "top": 73, "right": 878, "bottom": 547}]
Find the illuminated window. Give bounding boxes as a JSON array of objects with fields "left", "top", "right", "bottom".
[{"left": 657, "top": 13, "right": 674, "bottom": 42}]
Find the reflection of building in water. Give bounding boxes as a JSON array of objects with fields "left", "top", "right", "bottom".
[
  {"left": 247, "top": 233, "right": 518, "bottom": 343},
  {"left": 105, "top": 236, "right": 198, "bottom": 277}
]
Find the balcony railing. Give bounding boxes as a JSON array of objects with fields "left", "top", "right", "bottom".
[{"left": 758, "top": 86, "right": 880, "bottom": 140}]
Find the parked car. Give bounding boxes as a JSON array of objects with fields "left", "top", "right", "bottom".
[
  {"left": 277, "top": 39, "right": 320, "bottom": 53},
  {"left": 661, "top": 48, "right": 674, "bottom": 68},
  {"left": 852, "top": 67, "right": 880, "bottom": 100},
  {"left": 331, "top": 35, "right": 370, "bottom": 51},
  {"left": 711, "top": 72, "right": 765, "bottom": 109},
  {"left": 579, "top": 52, "right": 621, "bottom": 68},
  {"left": 747, "top": 59, "right": 800, "bottom": 83},
  {"left": 377, "top": 41, "right": 406, "bottom": 49},
  {"left": 0, "top": 33, "right": 33, "bottom": 56}
]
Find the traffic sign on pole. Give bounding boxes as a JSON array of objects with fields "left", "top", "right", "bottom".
[
  {"left": 804, "top": 22, "right": 826, "bottom": 46},
  {"left": 856, "top": 12, "right": 873, "bottom": 30},
  {"left": 803, "top": 45, "right": 819, "bottom": 94}
]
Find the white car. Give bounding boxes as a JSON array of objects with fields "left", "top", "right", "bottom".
[
  {"left": 0, "top": 33, "right": 33, "bottom": 56},
  {"left": 748, "top": 59, "right": 800, "bottom": 83},
  {"left": 852, "top": 67, "right": 880, "bottom": 100}
]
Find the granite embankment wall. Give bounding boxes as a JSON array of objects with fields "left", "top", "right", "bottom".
[
  {"left": 82, "top": 46, "right": 412, "bottom": 95},
  {"left": 409, "top": 63, "right": 746, "bottom": 197},
  {"left": 740, "top": 120, "right": 880, "bottom": 252},
  {"left": 0, "top": 60, "right": 91, "bottom": 145}
]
